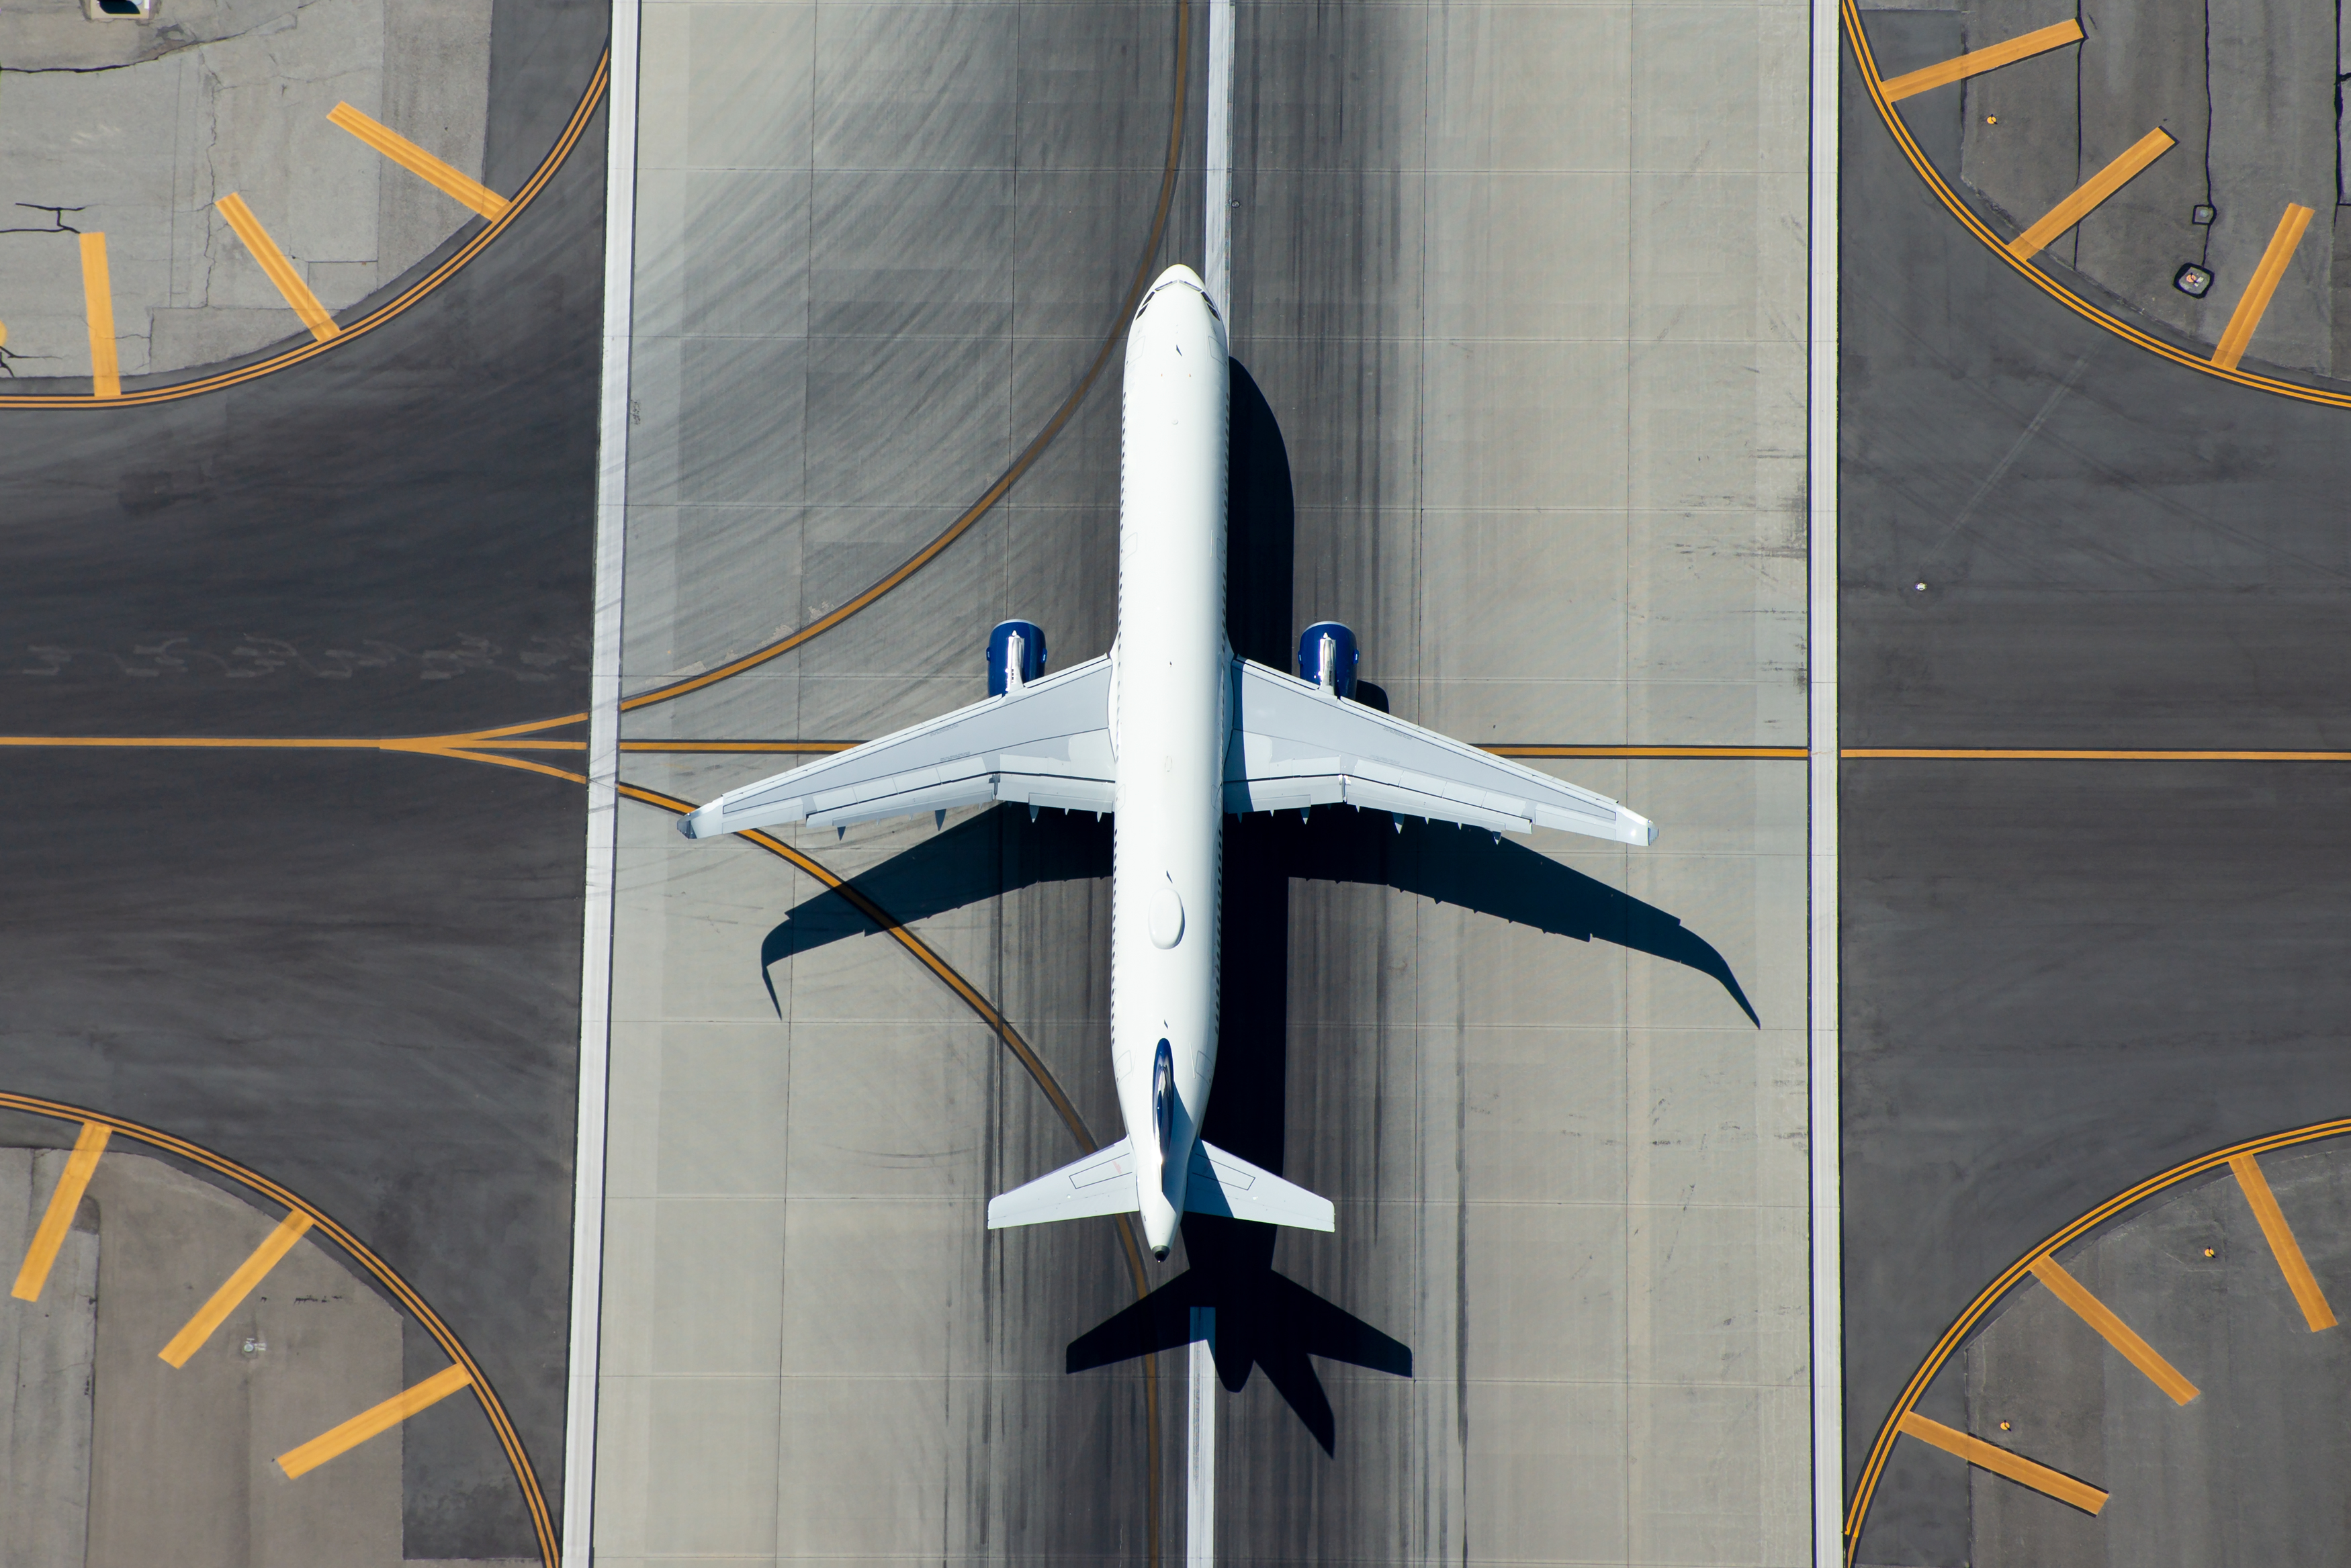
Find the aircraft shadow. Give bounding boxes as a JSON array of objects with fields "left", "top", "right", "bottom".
[{"left": 1064, "top": 1213, "right": 1413, "bottom": 1456}]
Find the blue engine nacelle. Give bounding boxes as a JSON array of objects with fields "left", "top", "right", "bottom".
[
  {"left": 987, "top": 620, "right": 1049, "bottom": 696},
  {"left": 1296, "top": 621, "right": 1360, "bottom": 698}
]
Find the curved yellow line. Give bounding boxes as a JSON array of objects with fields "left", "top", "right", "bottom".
[
  {"left": 1843, "top": 0, "right": 2351, "bottom": 408},
  {"left": 0, "top": 1094, "right": 560, "bottom": 1568},
  {"left": 433, "top": 754, "right": 1168, "bottom": 1557},
  {"left": 0, "top": 52, "right": 610, "bottom": 410},
  {"left": 610, "top": 778, "right": 1163, "bottom": 1558},
  {"left": 1841, "top": 1117, "right": 2351, "bottom": 1560},
  {"left": 619, "top": 0, "right": 1196, "bottom": 717}
]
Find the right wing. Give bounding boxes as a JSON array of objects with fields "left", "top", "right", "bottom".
[
  {"left": 1223, "top": 657, "right": 1655, "bottom": 846},
  {"left": 679, "top": 654, "right": 1115, "bottom": 839}
]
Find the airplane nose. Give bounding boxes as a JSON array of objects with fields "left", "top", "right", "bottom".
[{"left": 1153, "top": 1246, "right": 1169, "bottom": 1260}]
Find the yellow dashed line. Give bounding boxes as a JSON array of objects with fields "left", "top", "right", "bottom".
[
  {"left": 1879, "top": 19, "right": 2083, "bottom": 103},
  {"left": 278, "top": 1363, "right": 475, "bottom": 1478},
  {"left": 215, "top": 194, "right": 342, "bottom": 342},
  {"left": 11, "top": 1122, "right": 108, "bottom": 1301},
  {"left": 329, "top": 103, "right": 512, "bottom": 220},
  {"left": 159, "top": 1210, "right": 316, "bottom": 1368}
]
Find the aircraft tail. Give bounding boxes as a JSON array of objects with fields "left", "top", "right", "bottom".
[
  {"left": 1184, "top": 1140, "right": 1334, "bottom": 1230},
  {"left": 985, "top": 1136, "right": 1335, "bottom": 1233}
]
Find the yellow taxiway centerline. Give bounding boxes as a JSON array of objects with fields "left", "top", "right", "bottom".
[
  {"left": 279, "top": 1363, "right": 475, "bottom": 1479},
  {"left": 328, "top": 103, "right": 512, "bottom": 220},
  {"left": 79, "top": 233, "right": 121, "bottom": 399},
  {"left": 615, "top": 741, "right": 1806, "bottom": 759},
  {"left": 1880, "top": 19, "right": 2084, "bottom": 102},
  {"left": 1896, "top": 1411, "right": 2107, "bottom": 1513},
  {"left": 1490, "top": 745, "right": 1806, "bottom": 759},
  {"left": 12, "top": 1122, "right": 109, "bottom": 1301},
  {"left": 159, "top": 1211, "right": 316, "bottom": 1367},
  {"left": 2228, "top": 1152, "right": 2337, "bottom": 1331},
  {"left": 619, "top": 739, "right": 856, "bottom": 754},
  {"left": 1844, "top": 748, "right": 2351, "bottom": 761},
  {"left": 215, "top": 193, "right": 341, "bottom": 342},
  {"left": 0, "top": 735, "right": 582, "bottom": 754},
  {"left": 2006, "top": 128, "right": 2176, "bottom": 261},
  {"left": 2211, "top": 203, "right": 2316, "bottom": 371},
  {"left": 2029, "top": 1252, "right": 2199, "bottom": 1403}
]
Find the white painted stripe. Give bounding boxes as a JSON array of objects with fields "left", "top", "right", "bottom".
[
  {"left": 1807, "top": 0, "right": 1844, "bottom": 1559},
  {"left": 1202, "top": 0, "right": 1235, "bottom": 318},
  {"left": 564, "top": 0, "right": 642, "bottom": 1557},
  {"left": 1187, "top": 1307, "right": 1216, "bottom": 1565}
]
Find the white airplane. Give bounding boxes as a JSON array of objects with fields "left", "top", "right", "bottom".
[{"left": 678, "top": 263, "right": 1656, "bottom": 1260}]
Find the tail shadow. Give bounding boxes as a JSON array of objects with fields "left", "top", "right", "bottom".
[{"left": 1064, "top": 1214, "right": 1412, "bottom": 1455}]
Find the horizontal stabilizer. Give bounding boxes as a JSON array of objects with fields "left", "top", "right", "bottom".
[
  {"left": 1184, "top": 1140, "right": 1335, "bottom": 1231},
  {"left": 987, "top": 1137, "right": 1141, "bottom": 1229}
]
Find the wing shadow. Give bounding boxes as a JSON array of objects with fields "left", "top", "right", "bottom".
[
  {"left": 754, "top": 806, "right": 1756, "bottom": 1027},
  {"left": 1266, "top": 807, "right": 1761, "bottom": 1026}
]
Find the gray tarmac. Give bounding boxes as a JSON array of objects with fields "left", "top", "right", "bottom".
[
  {"left": 1865, "top": 0, "right": 2337, "bottom": 375},
  {"left": 0, "top": 0, "right": 609, "bottom": 1547},
  {"left": 1840, "top": 34, "right": 2351, "bottom": 1566},
  {"left": 1964, "top": 1142, "right": 2351, "bottom": 1568},
  {"left": 601, "top": 0, "right": 1809, "bottom": 1562}
]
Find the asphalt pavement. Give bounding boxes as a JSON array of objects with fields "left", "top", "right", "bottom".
[
  {"left": 0, "top": 0, "right": 609, "bottom": 1546},
  {"left": 1840, "top": 34, "right": 2351, "bottom": 1563}
]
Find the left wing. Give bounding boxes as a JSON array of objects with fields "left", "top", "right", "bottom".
[
  {"left": 987, "top": 1137, "right": 1141, "bottom": 1228},
  {"left": 679, "top": 654, "right": 1115, "bottom": 839},
  {"left": 1223, "top": 658, "right": 1654, "bottom": 846}
]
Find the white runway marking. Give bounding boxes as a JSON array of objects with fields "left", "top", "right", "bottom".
[
  {"left": 1193, "top": 9, "right": 1235, "bottom": 1551},
  {"left": 566, "top": 0, "right": 645, "bottom": 1553},
  {"left": 1807, "top": 0, "right": 1844, "bottom": 1555},
  {"left": 1188, "top": 1307, "right": 1217, "bottom": 1565},
  {"left": 1202, "top": 0, "right": 1235, "bottom": 318}
]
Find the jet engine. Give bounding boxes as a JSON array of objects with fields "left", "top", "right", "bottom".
[
  {"left": 987, "top": 619, "right": 1049, "bottom": 696},
  {"left": 1296, "top": 620, "right": 1359, "bottom": 698}
]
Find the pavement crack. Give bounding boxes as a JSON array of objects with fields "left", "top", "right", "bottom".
[
  {"left": 1, "top": 61, "right": 148, "bottom": 74},
  {"left": 2, "top": 0, "right": 334, "bottom": 76},
  {"left": 0, "top": 203, "right": 88, "bottom": 235}
]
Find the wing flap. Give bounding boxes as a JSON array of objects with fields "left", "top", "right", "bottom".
[
  {"left": 987, "top": 1138, "right": 1142, "bottom": 1229},
  {"left": 681, "top": 654, "right": 1116, "bottom": 838},
  {"left": 1184, "top": 1140, "right": 1335, "bottom": 1231},
  {"left": 1223, "top": 658, "right": 1653, "bottom": 847}
]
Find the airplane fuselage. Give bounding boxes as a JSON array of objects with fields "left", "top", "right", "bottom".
[{"left": 1112, "top": 269, "right": 1229, "bottom": 1258}]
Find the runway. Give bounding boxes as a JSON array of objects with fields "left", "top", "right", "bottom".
[{"left": 592, "top": 0, "right": 1810, "bottom": 1561}]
